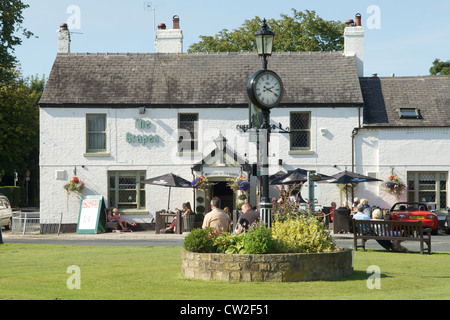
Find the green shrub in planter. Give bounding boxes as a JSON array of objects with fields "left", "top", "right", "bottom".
[
  {"left": 272, "top": 215, "right": 336, "bottom": 253},
  {"left": 183, "top": 227, "right": 215, "bottom": 253},
  {"left": 242, "top": 222, "right": 276, "bottom": 254},
  {"left": 213, "top": 232, "right": 241, "bottom": 254},
  {"left": 212, "top": 222, "right": 275, "bottom": 254}
]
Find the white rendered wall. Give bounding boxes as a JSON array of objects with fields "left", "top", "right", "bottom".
[
  {"left": 354, "top": 128, "right": 450, "bottom": 209},
  {"left": 40, "top": 106, "right": 361, "bottom": 223}
]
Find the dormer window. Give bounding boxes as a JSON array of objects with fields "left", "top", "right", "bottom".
[{"left": 399, "top": 108, "right": 420, "bottom": 119}]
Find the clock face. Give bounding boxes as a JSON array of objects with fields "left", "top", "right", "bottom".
[
  {"left": 255, "top": 73, "right": 282, "bottom": 106},
  {"left": 247, "top": 70, "right": 283, "bottom": 109}
]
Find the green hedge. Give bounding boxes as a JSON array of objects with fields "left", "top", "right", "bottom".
[{"left": 0, "top": 186, "right": 24, "bottom": 207}]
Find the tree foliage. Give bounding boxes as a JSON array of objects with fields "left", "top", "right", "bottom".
[
  {"left": 0, "top": 0, "right": 34, "bottom": 82},
  {"left": 0, "top": 68, "right": 44, "bottom": 180},
  {"left": 429, "top": 58, "right": 450, "bottom": 76},
  {"left": 188, "top": 9, "right": 345, "bottom": 53}
]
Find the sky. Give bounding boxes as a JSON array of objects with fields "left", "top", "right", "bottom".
[{"left": 13, "top": 0, "right": 450, "bottom": 79}]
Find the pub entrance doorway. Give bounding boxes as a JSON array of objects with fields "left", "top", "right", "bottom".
[{"left": 211, "top": 181, "right": 234, "bottom": 211}]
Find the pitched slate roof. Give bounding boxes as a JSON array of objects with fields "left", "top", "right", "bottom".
[
  {"left": 361, "top": 76, "right": 450, "bottom": 127},
  {"left": 39, "top": 52, "right": 363, "bottom": 107}
]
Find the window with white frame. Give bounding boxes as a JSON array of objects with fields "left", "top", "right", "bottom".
[
  {"left": 86, "top": 114, "right": 107, "bottom": 153},
  {"left": 407, "top": 172, "right": 447, "bottom": 210},
  {"left": 108, "top": 171, "right": 146, "bottom": 211},
  {"left": 290, "top": 112, "right": 311, "bottom": 150}
]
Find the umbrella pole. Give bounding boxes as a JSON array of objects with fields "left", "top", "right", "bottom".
[{"left": 167, "top": 186, "right": 171, "bottom": 212}]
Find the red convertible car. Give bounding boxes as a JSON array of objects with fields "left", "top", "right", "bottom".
[{"left": 389, "top": 202, "right": 439, "bottom": 235}]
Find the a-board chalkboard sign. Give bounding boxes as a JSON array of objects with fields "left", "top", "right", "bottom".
[{"left": 76, "top": 195, "right": 107, "bottom": 234}]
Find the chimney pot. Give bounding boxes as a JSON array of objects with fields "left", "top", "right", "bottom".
[
  {"left": 173, "top": 15, "right": 180, "bottom": 29},
  {"left": 60, "top": 23, "right": 68, "bottom": 30},
  {"left": 155, "top": 17, "right": 183, "bottom": 53},
  {"left": 346, "top": 19, "right": 355, "bottom": 27},
  {"left": 355, "top": 13, "right": 362, "bottom": 26}
]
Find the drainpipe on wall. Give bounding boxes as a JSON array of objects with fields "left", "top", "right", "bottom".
[
  {"left": 351, "top": 127, "right": 360, "bottom": 202},
  {"left": 351, "top": 128, "right": 359, "bottom": 173}
]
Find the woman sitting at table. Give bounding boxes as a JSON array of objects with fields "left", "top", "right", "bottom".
[{"left": 163, "top": 202, "right": 193, "bottom": 233}]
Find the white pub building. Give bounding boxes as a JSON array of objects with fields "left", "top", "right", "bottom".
[{"left": 38, "top": 16, "right": 450, "bottom": 232}]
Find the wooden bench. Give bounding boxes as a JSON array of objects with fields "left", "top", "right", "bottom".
[
  {"left": 352, "top": 219, "right": 432, "bottom": 254},
  {"left": 106, "top": 221, "right": 120, "bottom": 232}
]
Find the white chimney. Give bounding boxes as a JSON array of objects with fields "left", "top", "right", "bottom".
[
  {"left": 57, "top": 23, "right": 71, "bottom": 54},
  {"left": 155, "top": 15, "right": 183, "bottom": 53},
  {"left": 344, "top": 13, "right": 364, "bottom": 77}
]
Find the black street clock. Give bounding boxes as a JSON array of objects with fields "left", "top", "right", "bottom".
[{"left": 247, "top": 69, "right": 283, "bottom": 110}]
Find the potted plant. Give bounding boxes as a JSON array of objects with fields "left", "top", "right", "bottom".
[
  {"left": 381, "top": 174, "right": 406, "bottom": 200},
  {"left": 227, "top": 176, "right": 250, "bottom": 192},
  {"left": 191, "top": 176, "right": 208, "bottom": 191},
  {"left": 64, "top": 176, "right": 85, "bottom": 195}
]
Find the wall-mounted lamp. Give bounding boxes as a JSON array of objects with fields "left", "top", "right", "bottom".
[
  {"left": 139, "top": 107, "right": 146, "bottom": 115},
  {"left": 320, "top": 128, "right": 328, "bottom": 136}
]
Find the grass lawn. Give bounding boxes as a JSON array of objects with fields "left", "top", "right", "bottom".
[{"left": 0, "top": 243, "right": 449, "bottom": 300}]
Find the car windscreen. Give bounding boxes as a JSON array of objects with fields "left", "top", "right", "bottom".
[{"left": 392, "top": 203, "right": 427, "bottom": 211}]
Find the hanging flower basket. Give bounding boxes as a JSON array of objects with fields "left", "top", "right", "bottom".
[
  {"left": 381, "top": 175, "right": 405, "bottom": 200},
  {"left": 64, "top": 176, "right": 85, "bottom": 194},
  {"left": 227, "top": 176, "right": 250, "bottom": 192},
  {"left": 191, "top": 175, "right": 209, "bottom": 191}
]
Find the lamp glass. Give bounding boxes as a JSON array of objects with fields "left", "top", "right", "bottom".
[{"left": 255, "top": 33, "right": 274, "bottom": 56}]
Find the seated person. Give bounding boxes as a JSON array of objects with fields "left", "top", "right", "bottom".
[
  {"left": 372, "top": 209, "right": 406, "bottom": 252},
  {"left": 163, "top": 202, "right": 193, "bottom": 233},
  {"left": 235, "top": 203, "right": 260, "bottom": 234},
  {"left": 111, "top": 208, "right": 136, "bottom": 231},
  {"left": 354, "top": 205, "right": 393, "bottom": 251},
  {"left": 223, "top": 207, "right": 233, "bottom": 231},
  {"left": 329, "top": 202, "right": 337, "bottom": 221},
  {"left": 202, "top": 197, "right": 230, "bottom": 232}
]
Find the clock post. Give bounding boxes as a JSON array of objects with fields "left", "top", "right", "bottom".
[{"left": 247, "top": 19, "right": 283, "bottom": 227}]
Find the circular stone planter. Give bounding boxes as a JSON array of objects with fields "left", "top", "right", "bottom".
[{"left": 181, "top": 248, "right": 353, "bottom": 282}]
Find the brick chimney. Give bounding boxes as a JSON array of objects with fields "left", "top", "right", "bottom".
[
  {"left": 344, "top": 13, "right": 364, "bottom": 77},
  {"left": 155, "top": 15, "right": 183, "bottom": 53},
  {"left": 57, "top": 23, "right": 71, "bottom": 54}
]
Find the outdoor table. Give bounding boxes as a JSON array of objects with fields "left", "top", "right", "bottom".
[{"left": 155, "top": 211, "right": 182, "bottom": 234}]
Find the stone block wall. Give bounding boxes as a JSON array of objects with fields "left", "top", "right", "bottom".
[{"left": 181, "top": 248, "right": 353, "bottom": 282}]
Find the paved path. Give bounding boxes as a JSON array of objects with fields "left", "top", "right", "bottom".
[{"left": 2, "top": 230, "right": 449, "bottom": 252}]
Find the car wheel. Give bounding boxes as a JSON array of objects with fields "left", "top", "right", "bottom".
[{"left": 5, "top": 217, "right": 12, "bottom": 230}]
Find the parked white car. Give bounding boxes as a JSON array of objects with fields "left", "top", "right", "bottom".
[{"left": 0, "top": 194, "right": 13, "bottom": 230}]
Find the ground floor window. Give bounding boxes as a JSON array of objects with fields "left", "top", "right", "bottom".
[
  {"left": 108, "top": 171, "right": 146, "bottom": 211},
  {"left": 407, "top": 172, "right": 447, "bottom": 210}
]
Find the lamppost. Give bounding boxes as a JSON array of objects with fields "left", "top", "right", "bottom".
[{"left": 247, "top": 19, "right": 283, "bottom": 227}]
